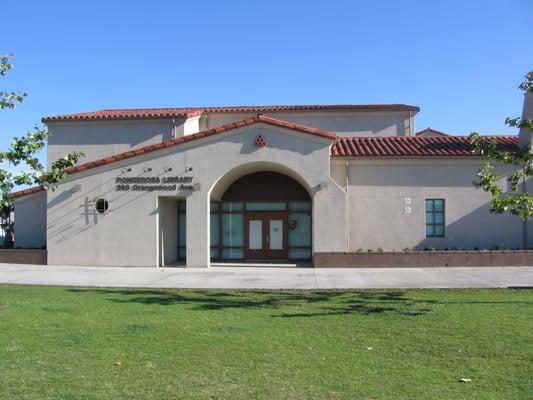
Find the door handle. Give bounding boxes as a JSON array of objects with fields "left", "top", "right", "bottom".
[{"left": 266, "top": 235, "right": 269, "bottom": 243}]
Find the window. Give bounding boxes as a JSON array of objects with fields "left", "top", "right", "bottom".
[
  {"left": 245, "top": 202, "right": 286, "bottom": 211},
  {"left": 94, "top": 198, "right": 109, "bottom": 214},
  {"left": 288, "top": 201, "right": 311, "bottom": 260},
  {"left": 178, "top": 202, "right": 186, "bottom": 259},
  {"left": 216, "top": 202, "right": 245, "bottom": 260},
  {"left": 425, "top": 199, "right": 445, "bottom": 237}
]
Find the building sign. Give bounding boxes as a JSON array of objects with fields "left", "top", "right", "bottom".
[{"left": 115, "top": 176, "right": 194, "bottom": 192}]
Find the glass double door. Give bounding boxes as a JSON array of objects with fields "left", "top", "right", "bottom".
[{"left": 244, "top": 212, "right": 287, "bottom": 261}]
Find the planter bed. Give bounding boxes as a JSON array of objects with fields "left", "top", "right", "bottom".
[
  {"left": 313, "top": 250, "right": 533, "bottom": 268},
  {"left": 0, "top": 249, "right": 47, "bottom": 265}
]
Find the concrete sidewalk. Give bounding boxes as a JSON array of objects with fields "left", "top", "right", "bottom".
[{"left": 0, "top": 263, "right": 532, "bottom": 289}]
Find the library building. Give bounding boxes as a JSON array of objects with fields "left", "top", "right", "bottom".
[{"left": 10, "top": 95, "right": 533, "bottom": 267}]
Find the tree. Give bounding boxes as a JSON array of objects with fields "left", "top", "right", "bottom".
[
  {"left": 469, "top": 71, "right": 533, "bottom": 223},
  {"left": 0, "top": 54, "right": 83, "bottom": 212}
]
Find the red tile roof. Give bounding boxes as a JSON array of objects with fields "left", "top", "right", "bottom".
[
  {"left": 42, "top": 104, "right": 419, "bottom": 122},
  {"left": 331, "top": 135, "right": 518, "bottom": 157},
  {"left": 9, "top": 186, "right": 44, "bottom": 199}
]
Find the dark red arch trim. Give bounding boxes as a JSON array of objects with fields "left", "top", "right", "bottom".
[{"left": 221, "top": 172, "right": 310, "bottom": 201}]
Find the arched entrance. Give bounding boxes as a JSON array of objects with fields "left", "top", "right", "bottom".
[{"left": 211, "top": 171, "right": 312, "bottom": 262}]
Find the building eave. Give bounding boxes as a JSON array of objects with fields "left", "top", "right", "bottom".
[{"left": 42, "top": 104, "right": 420, "bottom": 123}]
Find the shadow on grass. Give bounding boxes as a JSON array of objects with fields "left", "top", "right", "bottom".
[{"left": 66, "top": 289, "right": 444, "bottom": 317}]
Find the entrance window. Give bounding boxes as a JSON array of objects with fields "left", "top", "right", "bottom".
[
  {"left": 222, "top": 248, "right": 244, "bottom": 259},
  {"left": 246, "top": 202, "right": 286, "bottom": 211},
  {"left": 210, "top": 202, "right": 221, "bottom": 258},
  {"left": 178, "top": 202, "right": 187, "bottom": 259},
  {"left": 220, "top": 207, "right": 244, "bottom": 259},
  {"left": 289, "top": 202, "right": 311, "bottom": 212},
  {"left": 221, "top": 202, "right": 244, "bottom": 212},
  {"left": 288, "top": 213, "right": 311, "bottom": 247},
  {"left": 289, "top": 248, "right": 311, "bottom": 259},
  {"left": 210, "top": 214, "right": 220, "bottom": 259},
  {"left": 288, "top": 204, "right": 311, "bottom": 260},
  {"left": 221, "top": 213, "right": 244, "bottom": 247}
]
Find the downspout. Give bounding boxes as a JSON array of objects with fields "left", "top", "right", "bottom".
[
  {"left": 171, "top": 117, "right": 176, "bottom": 139},
  {"left": 345, "top": 160, "right": 350, "bottom": 252},
  {"left": 200, "top": 112, "right": 208, "bottom": 131},
  {"left": 522, "top": 178, "right": 528, "bottom": 249},
  {"left": 156, "top": 196, "right": 160, "bottom": 268}
]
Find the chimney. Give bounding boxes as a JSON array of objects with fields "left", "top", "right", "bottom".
[{"left": 518, "top": 91, "right": 533, "bottom": 149}]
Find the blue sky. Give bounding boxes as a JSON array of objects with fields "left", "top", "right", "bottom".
[{"left": 1, "top": 0, "right": 532, "bottom": 171}]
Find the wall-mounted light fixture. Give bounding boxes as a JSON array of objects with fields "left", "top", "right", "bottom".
[
  {"left": 186, "top": 166, "right": 193, "bottom": 172},
  {"left": 164, "top": 167, "right": 173, "bottom": 173},
  {"left": 121, "top": 167, "right": 132, "bottom": 173},
  {"left": 143, "top": 167, "right": 152, "bottom": 173}
]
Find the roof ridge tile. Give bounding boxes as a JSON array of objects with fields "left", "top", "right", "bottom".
[{"left": 42, "top": 104, "right": 420, "bottom": 122}]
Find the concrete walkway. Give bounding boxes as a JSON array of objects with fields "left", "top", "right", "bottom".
[{"left": 0, "top": 263, "right": 532, "bottom": 289}]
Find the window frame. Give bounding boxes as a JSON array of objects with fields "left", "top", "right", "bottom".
[
  {"left": 425, "top": 199, "right": 445, "bottom": 238},
  {"left": 94, "top": 198, "right": 109, "bottom": 214}
]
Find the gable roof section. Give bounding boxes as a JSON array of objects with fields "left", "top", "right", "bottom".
[
  {"left": 11, "top": 115, "right": 334, "bottom": 198},
  {"left": 415, "top": 127, "right": 450, "bottom": 137},
  {"left": 9, "top": 115, "right": 333, "bottom": 197},
  {"left": 60, "top": 115, "right": 335, "bottom": 177},
  {"left": 42, "top": 104, "right": 420, "bottom": 122},
  {"left": 331, "top": 135, "right": 518, "bottom": 157}
]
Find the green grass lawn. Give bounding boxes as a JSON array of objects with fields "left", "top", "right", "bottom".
[{"left": 0, "top": 286, "right": 531, "bottom": 399}]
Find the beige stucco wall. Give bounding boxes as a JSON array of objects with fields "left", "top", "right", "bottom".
[
  {"left": 331, "top": 158, "right": 526, "bottom": 251},
  {"left": 47, "top": 119, "right": 186, "bottom": 167},
  {"left": 14, "top": 191, "right": 47, "bottom": 249},
  {"left": 206, "top": 111, "right": 413, "bottom": 137},
  {"left": 21, "top": 149, "right": 532, "bottom": 265},
  {"left": 47, "top": 123, "right": 346, "bottom": 267},
  {"left": 47, "top": 170, "right": 160, "bottom": 266}
]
